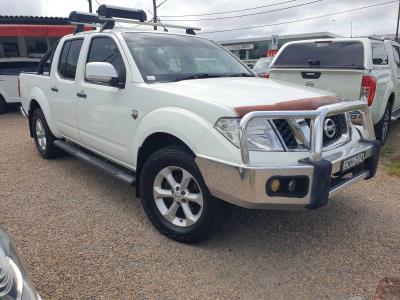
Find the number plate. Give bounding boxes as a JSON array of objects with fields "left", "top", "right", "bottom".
[{"left": 342, "top": 152, "right": 365, "bottom": 172}]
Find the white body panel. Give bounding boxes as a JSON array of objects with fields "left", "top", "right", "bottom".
[
  {"left": 0, "top": 58, "right": 41, "bottom": 104},
  {"left": 0, "top": 75, "right": 20, "bottom": 103},
  {"left": 269, "top": 38, "right": 400, "bottom": 124}
]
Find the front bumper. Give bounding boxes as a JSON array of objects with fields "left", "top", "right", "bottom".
[
  {"left": 196, "top": 140, "right": 380, "bottom": 209},
  {"left": 196, "top": 101, "right": 380, "bottom": 209}
]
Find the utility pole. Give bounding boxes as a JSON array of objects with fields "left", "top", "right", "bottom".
[
  {"left": 152, "top": 0, "right": 167, "bottom": 30},
  {"left": 396, "top": 0, "right": 400, "bottom": 42},
  {"left": 152, "top": 0, "right": 157, "bottom": 30},
  {"left": 88, "top": 0, "right": 93, "bottom": 13}
]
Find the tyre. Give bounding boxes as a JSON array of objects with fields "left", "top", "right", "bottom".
[
  {"left": 374, "top": 101, "right": 392, "bottom": 145},
  {"left": 0, "top": 95, "right": 6, "bottom": 114},
  {"left": 139, "top": 145, "right": 222, "bottom": 243},
  {"left": 31, "top": 108, "right": 63, "bottom": 159}
]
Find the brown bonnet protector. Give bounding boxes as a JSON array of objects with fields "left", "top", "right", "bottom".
[{"left": 234, "top": 96, "right": 340, "bottom": 118}]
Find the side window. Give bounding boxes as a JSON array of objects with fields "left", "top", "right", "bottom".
[
  {"left": 393, "top": 46, "right": 400, "bottom": 67},
  {"left": 372, "top": 43, "right": 389, "bottom": 65},
  {"left": 87, "top": 37, "right": 126, "bottom": 85},
  {"left": 57, "top": 39, "right": 83, "bottom": 80}
]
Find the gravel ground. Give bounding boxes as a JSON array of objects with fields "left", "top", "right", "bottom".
[{"left": 1, "top": 109, "right": 400, "bottom": 300}]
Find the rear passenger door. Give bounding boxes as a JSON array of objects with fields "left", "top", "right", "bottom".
[{"left": 50, "top": 38, "right": 83, "bottom": 142}]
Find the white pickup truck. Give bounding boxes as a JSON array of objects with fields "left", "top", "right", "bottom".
[
  {"left": 0, "top": 58, "right": 41, "bottom": 113},
  {"left": 269, "top": 38, "right": 400, "bottom": 143},
  {"left": 19, "top": 7, "right": 380, "bottom": 243}
]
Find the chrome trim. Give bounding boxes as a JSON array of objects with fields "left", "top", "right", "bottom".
[
  {"left": 239, "top": 101, "right": 375, "bottom": 165},
  {"left": 196, "top": 139, "right": 375, "bottom": 209}
]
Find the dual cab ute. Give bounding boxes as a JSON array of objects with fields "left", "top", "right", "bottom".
[
  {"left": 269, "top": 37, "right": 400, "bottom": 143},
  {"left": 19, "top": 6, "right": 380, "bottom": 243}
]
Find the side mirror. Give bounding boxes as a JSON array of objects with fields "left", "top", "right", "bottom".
[{"left": 85, "top": 62, "right": 119, "bottom": 85}]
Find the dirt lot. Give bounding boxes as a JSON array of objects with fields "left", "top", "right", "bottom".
[{"left": 0, "top": 110, "right": 399, "bottom": 300}]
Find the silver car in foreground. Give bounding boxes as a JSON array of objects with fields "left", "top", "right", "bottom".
[{"left": 0, "top": 228, "right": 41, "bottom": 300}]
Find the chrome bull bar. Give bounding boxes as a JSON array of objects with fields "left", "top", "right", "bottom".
[{"left": 239, "top": 101, "right": 375, "bottom": 165}]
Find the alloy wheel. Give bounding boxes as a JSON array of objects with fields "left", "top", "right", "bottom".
[
  {"left": 35, "top": 119, "right": 47, "bottom": 151},
  {"left": 153, "top": 166, "right": 203, "bottom": 227}
]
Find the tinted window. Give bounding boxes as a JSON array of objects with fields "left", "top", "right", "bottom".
[
  {"left": 58, "top": 39, "right": 83, "bottom": 79},
  {"left": 58, "top": 41, "right": 70, "bottom": 77},
  {"left": 0, "top": 61, "right": 39, "bottom": 75},
  {"left": 372, "top": 43, "right": 388, "bottom": 65},
  {"left": 87, "top": 37, "right": 126, "bottom": 84},
  {"left": 273, "top": 41, "right": 364, "bottom": 69}
]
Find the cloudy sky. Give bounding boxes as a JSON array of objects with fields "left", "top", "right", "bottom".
[{"left": 1, "top": 0, "right": 398, "bottom": 41}]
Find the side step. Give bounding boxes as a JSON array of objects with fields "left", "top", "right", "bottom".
[
  {"left": 392, "top": 108, "right": 400, "bottom": 121},
  {"left": 54, "top": 140, "right": 136, "bottom": 185}
]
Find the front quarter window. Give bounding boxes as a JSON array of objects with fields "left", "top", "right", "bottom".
[{"left": 122, "top": 33, "right": 253, "bottom": 83}]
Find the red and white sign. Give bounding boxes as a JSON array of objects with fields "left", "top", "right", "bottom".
[{"left": 266, "top": 50, "right": 278, "bottom": 57}]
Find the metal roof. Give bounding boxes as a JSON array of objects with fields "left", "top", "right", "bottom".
[{"left": 0, "top": 15, "right": 69, "bottom": 25}]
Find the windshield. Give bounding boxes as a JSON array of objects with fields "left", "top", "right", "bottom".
[
  {"left": 272, "top": 41, "right": 364, "bottom": 69},
  {"left": 123, "top": 32, "right": 253, "bottom": 83},
  {"left": 253, "top": 58, "right": 272, "bottom": 72}
]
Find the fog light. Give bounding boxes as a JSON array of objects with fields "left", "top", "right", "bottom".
[
  {"left": 270, "top": 179, "right": 281, "bottom": 193},
  {"left": 288, "top": 179, "right": 296, "bottom": 192}
]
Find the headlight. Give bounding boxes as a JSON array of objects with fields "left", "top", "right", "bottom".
[
  {"left": 0, "top": 229, "right": 40, "bottom": 300},
  {"left": 215, "top": 118, "right": 284, "bottom": 151}
]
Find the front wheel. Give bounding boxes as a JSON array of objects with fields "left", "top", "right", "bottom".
[
  {"left": 139, "top": 145, "right": 222, "bottom": 243},
  {"left": 374, "top": 101, "right": 392, "bottom": 145},
  {"left": 32, "top": 109, "right": 63, "bottom": 159}
]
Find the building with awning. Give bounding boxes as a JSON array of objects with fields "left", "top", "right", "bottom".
[{"left": 0, "top": 15, "right": 76, "bottom": 58}]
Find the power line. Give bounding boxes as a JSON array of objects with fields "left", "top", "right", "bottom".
[
  {"left": 158, "top": 0, "right": 301, "bottom": 18},
  {"left": 199, "top": 0, "right": 399, "bottom": 34},
  {"left": 162, "top": 0, "right": 323, "bottom": 22}
]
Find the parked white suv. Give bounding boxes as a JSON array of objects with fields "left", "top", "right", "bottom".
[
  {"left": 19, "top": 7, "right": 380, "bottom": 243},
  {"left": 269, "top": 38, "right": 400, "bottom": 143}
]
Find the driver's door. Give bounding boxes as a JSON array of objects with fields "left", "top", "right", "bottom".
[{"left": 76, "top": 35, "right": 133, "bottom": 166}]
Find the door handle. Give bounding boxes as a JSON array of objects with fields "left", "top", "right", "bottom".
[
  {"left": 77, "top": 91, "right": 87, "bottom": 98},
  {"left": 51, "top": 86, "right": 58, "bottom": 92}
]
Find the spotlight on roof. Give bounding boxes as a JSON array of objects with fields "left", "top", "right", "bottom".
[{"left": 96, "top": 4, "right": 147, "bottom": 22}]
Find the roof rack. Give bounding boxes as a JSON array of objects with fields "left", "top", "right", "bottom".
[{"left": 69, "top": 4, "right": 200, "bottom": 35}]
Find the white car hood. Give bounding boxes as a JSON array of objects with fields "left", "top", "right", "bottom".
[{"left": 148, "top": 77, "right": 336, "bottom": 111}]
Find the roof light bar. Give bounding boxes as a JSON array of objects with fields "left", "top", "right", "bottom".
[
  {"left": 97, "top": 4, "right": 147, "bottom": 22},
  {"left": 68, "top": 4, "right": 200, "bottom": 34},
  {"left": 69, "top": 11, "right": 99, "bottom": 24}
]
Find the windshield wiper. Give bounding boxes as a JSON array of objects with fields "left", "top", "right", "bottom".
[
  {"left": 175, "top": 73, "right": 225, "bottom": 82},
  {"left": 225, "top": 73, "right": 254, "bottom": 77},
  {"left": 175, "top": 72, "right": 254, "bottom": 82}
]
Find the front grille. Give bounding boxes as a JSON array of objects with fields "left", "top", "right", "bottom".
[
  {"left": 273, "top": 113, "right": 348, "bottom": 150},
  {"left": 323, "top": 114, "right": 348, "bottom": 147},
  {"left": 273, "top": 120, "right": 298, "bottom": 149}
]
